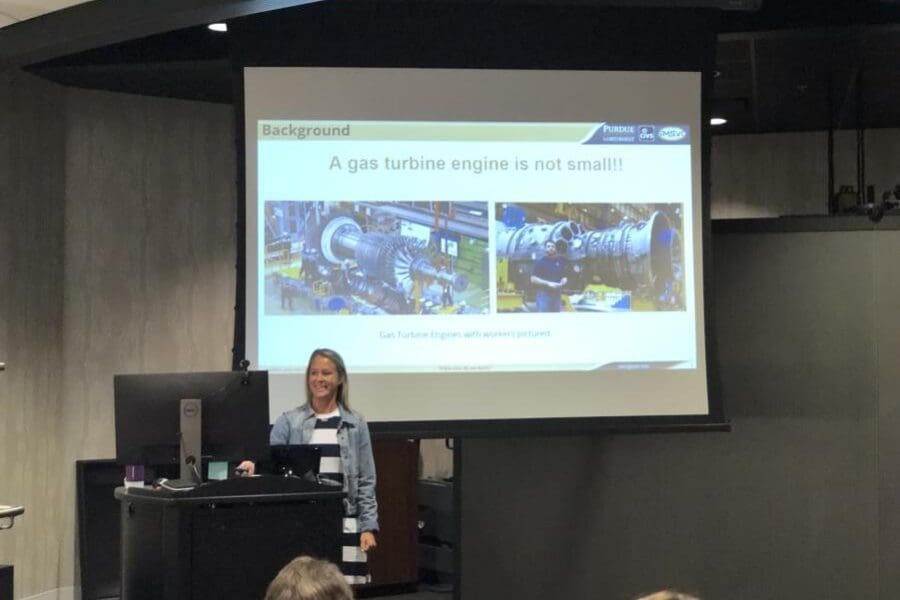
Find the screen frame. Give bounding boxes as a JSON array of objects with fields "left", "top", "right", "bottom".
[{"left": 227, "top": 2, "right": 727, "bottom": 437}]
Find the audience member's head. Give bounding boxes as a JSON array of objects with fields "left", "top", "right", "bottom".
[
  {"left": 264, "top": 556, "right": 354, "bottom": 600},
  {"left": 635, "top": 591, "right": 700, "bottom": 600}
]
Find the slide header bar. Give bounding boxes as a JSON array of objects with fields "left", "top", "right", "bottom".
[{"left": 257, "top": 120, "right": 690, "bottom": 144}]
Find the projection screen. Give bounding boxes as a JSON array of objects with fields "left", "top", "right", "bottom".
[{"left": 244, "top": 66, "right": 711, "bottom": 431}]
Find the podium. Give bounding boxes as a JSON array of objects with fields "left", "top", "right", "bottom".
[
  {"left": 115, "top": 476, "right": 344, "bottom": 600},
  {"left": 0, "top": 504, "right": 24, "bottom": 600}
]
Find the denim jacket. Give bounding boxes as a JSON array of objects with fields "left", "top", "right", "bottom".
[{"left": 270, "top": 404, "right": 379, "bottom": 533}]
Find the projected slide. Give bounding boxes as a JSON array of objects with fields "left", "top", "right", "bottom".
[
  {"left": 245, "top": 67, "right": 708, "bottom": 422},
  {"left": 254, "top": 119, "right": 695, "bottom": 373}
]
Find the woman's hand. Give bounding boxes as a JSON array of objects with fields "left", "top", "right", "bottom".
[
  {"left": 235, "top": 460, "right": 256, "bottom": 476},
  {"left": 360, "top": 531, "right": 377, "bottom": 553}
]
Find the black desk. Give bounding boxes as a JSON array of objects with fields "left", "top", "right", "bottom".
[{"left": 116, "top": 477, "right": 344, "bottom": 600}]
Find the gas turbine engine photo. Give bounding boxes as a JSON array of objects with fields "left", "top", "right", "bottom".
[
  {"left": 495, "top": 203, "right": 684, "bottom": 312},
  {"left": 264, "top": 201, "right": 488, "bottom": 315}
]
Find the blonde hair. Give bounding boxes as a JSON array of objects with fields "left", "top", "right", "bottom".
[
  {"left": 305, "top": 348, "right": 351, "bottom": 410},
  {"left": 264, "top": 556, "right": 354, "bottom": 600},
  {"left": 636, "top": 591, "right": 700, "bottom": 600}
]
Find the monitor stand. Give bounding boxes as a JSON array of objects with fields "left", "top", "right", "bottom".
[
  {"left": 151, "top": 398, "right": 203, "bottom": 491},
  {"left": 179, "top": 398, "right": 202, "bottom": 485}
]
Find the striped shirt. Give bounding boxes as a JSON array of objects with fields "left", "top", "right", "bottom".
[
  {"left": 311, "top": 409, "right": 369, "bottom": 584},
  {"left": 310, "top": 410, "right": 342, "bottom": 484}
]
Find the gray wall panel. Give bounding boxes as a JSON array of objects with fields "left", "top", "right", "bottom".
[
  {"left": 710, "top": 129, "right": 900, "bottom": 219},
  {"left": 713, "top": 232, "right": 876, "bottom": 419},
  {"left": 0, "top": 69, "right": 67, "bottom": 598},
  {"left": 56, "top": 87, "right": 237, "bottom": 586},
  {"left": 875, "top": 231, "right": 900, "bottom": 600},
  {"left": 0, "top": 74, "right": 236, "bottom": 597},
  {"left": 461, "top": 230, "right": 887, "bottom": 599}
]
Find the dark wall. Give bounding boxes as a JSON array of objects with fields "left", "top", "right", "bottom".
[
  {"left": 230, "top": 2, "right": 718, "bottom": 71},
  {"left": 460, "top": 226, "right": 900, "bottom": 599}
]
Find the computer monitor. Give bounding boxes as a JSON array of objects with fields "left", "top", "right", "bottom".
[{"left": 114, "top": 370, "right": 270, "bottom": 481}]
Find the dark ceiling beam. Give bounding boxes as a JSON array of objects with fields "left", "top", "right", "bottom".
[
  {"left": 0, "top": 0, "right": 765, "bottom": 70},
  {"left": 0, "top": 0, "right": 325, "bottom": 68},
  {"left": 481, "top": 0, "right": 759, "bottom": 6}
]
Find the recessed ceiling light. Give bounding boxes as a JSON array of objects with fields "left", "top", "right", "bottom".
[
  {"left": 710, "top": 117, "right": 728, "bottom": 126},
  {"left": 208, "top": 23, "right": 227, "bottom": 32}
]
